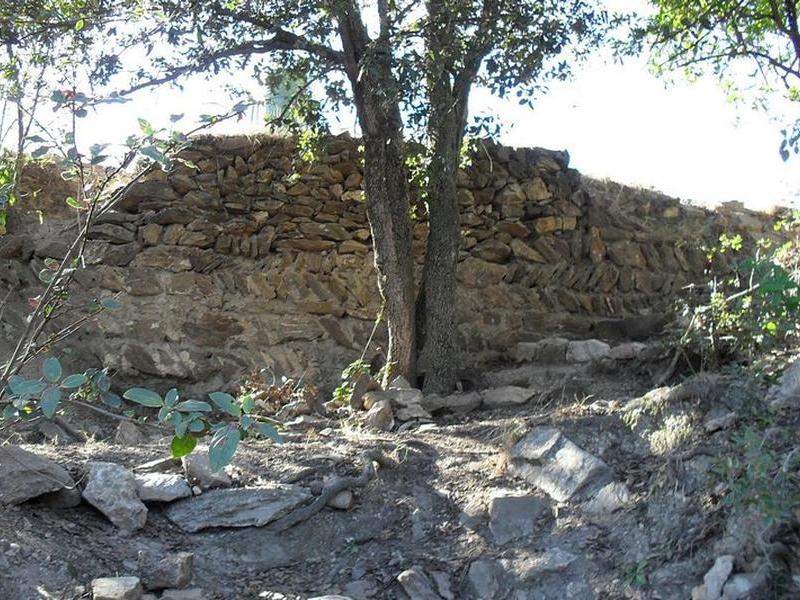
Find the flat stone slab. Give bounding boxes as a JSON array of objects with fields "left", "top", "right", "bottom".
[
  {"left": 488, "top": 491, "right": 548, "bottom": 545},
  {"left": 135, "top": 473, "right": 192, "bottom": 502},
  {"left": 508, "top": 427, "right": 613, "bottom": 502},
  {"left": 165, "top": 485, "right": 311, "bottom": 532},
  {"left": 0, "top": 445, "right": 75, "bottom": 505},
  {"left": 503, "top": 547, "right": 579, "bottom": 581},
  {"left": 481, "top": 386, "right": 535, "bottom": 408}
]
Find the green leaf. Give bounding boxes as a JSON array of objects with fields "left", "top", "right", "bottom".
[
  {"left": 174, "top": 412, "right": 187, "bottom": 437},
  {"left": 240, "top": 414, "right": 253, "bottom": 430},
  {"left": 123, "top": 387, "right": 162, "bottom": 407},
  {"left": 42, "top": 357, "right": 62, "bottom": 383},
  {"left": 208, "top": 425, "right": 241, "bottom": 472},
  {"left": 140, "top": 145, "right": 171, "bottom": 168},
  {"left": 254, "top": 422, "right": 283, "bottom": 443},
  {"left": 188, "top": 419, "right": 206, "bottom": 433},
  {"left": 100, "top": 297, "right": 122, "bottom": 310},
  {"left": 40, "top": 387, "right": 61, "bottom": 418},
  {"left": 241, "top": 394, "right": 254, "bottom": 414},
  {"left": 165, "top": 388, "right": 179, "bottom": 407},
  {"left": 208, "top": 392, "right": 241, "bottom": 417},
  {"left": 61, "top": 373, "right": 88, "bottom": 389},
  {"left": 171, "top": 435, "right": 197, "bottom": 458},
  {"left": 101, "top": 392, "right": 122, "bottom": 409},
  {"left": 2, "top": 405, "right": 18, "bottom": 420},
  {"left": 137, "top": 118, "right": 154, "bottom": 135},
  {"left": 96, "top": 373, "right": 111, "bottom": 392},
  {"left": 174, "top": 400, "right": 212, "bottom": 413},
  {"left": 8, "top": 376, "right": 47, "bottom": 396},
  {"left": 75, "top": 18, "right": 86, "bottom": 31}
]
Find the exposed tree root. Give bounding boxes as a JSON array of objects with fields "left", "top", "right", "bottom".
[{"left": 270, "top": 448, "right": 396, "bottom": 532}]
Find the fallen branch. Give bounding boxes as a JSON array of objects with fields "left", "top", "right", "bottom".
[{"left": 270, "top": 448, "right": 396, "bottom": 532}]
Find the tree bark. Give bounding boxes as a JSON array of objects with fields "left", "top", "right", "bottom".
[
  {"left": 417, "top": 109, "right": 464, "bottom": 394},
  {"left": 332, "top": 0, "right": 417, "bottom": 383},
  {"left": 417, "top": 0, "right": 475, "bottom": 394}
]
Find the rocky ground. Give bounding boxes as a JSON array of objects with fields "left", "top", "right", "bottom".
[{"left": 1, "top": 340, "right": 799, "bottom": 600}]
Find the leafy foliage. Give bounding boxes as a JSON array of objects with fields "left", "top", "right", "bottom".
[
  {"left": 643, "top": 0, "right": 800, "bottom": 158},
  {"left": 714, "top": 426, "right": 800, "bottom": 530},
  {"left": 2, "top": 356, "right": 282, "bottom": 471},
  {"left": 679, "top": 223, "right": 800, "bottom": 366}
]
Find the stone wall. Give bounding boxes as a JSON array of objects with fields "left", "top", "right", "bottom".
[{"left": 0, "top": 135, "right": 782, "bottom": 392}]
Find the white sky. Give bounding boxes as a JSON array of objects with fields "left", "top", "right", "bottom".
[{"left": 10, "top": 0, "right": 800, "bottom": 210}]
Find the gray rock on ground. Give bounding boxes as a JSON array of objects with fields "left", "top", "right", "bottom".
[
  {"left": 481, "top": 386, "right": 534, "bottom": 408},
  {"left": 0, "top": 445, "right": 75, "bottom": 505},
  {"left": 507, "top": 427, "right": 613, "bottom": 502},
  {"left": 327, "top": 489, "right": 353, "bottom": 510},
  {"left": 503, "top": 547, "right": 578, "bottom": 581},
  {"left": 91, "top": 576, "right": 143, "bottom": 600},
  {"left": 135, "top": 473, "right": 192, "bottom": 502},
  {"left": 362, "top": 399, "right": 394, "bottom": 431},
  {"left": 462, "top": 559, "right": 505, "bottom": 599},
  {"left": 566, "top": 339, "right": 611, "bottom": 362},
  {"left": 582, "top": 482, "right": 631, "bottom": 515},
  {"left": 82, "top": 462, "right": 148, "bottom": 531},
  {"left": 423, "top": 391, "right": 481, "bottom": 413},
  {"left": 159, "top": 589, "right": 206, "bottom": 600},
  {"left": 767, "top": 358, "right": 800, "bottom": 409},
  {"left": 181, "top": 452, "right": 232, "bottom": 490},
  {"left": 488, "top": 491, "right": 548, "bottom": 545},
  {"left": 397, "top": 566, "right": 443, "bottom": 600},
  {"left": 514, "top": 337, "right": 569, "bottom": 363},
  {"left": 692, "top": 555, "right": 734, "bottom": 600},
  {"left": 165, "top": 485, "right": 311, "bottom": 532},
  {"left": 138, "top": 551, "right": 193, "bottom": 590}
]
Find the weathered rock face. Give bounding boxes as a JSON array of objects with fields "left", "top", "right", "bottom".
[
  {"left": 0, "top": 446, "right": 75, "bottom": 505},
  {"left": 1, "top": 135, "right": 782, "bottom": 393}
]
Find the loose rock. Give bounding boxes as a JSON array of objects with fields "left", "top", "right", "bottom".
[
  {"left": 138, "top": 551, "right": 193, "bottom": 590},
  {"left": 135, "top": 473, "right": 192, "bottom": 502},
  {"left": 488, "top": 491, "right": 548, "bottom": 545},
  {"left": 91, "top": 576, "right": 143, "bottom": 600},
  {"left": 397, "top": 566, "right": 442, "bottom": 600},
  {"left": 82, "top": 462, "right": 148, "bottom": 531},
  {"left": 566, "top": 339, "right": 611, "bottom": 362},
  {"left": 182, "top": 452, "right": 232, "bottom": 490},
  {"left": 481, "top": 386, "right": 534, "bottom": 408},
  {"left": 362, "top": 399, "right": 394, "bottom": 431},
  {"left": 0, "top": 445, "right": 75, "bottom": 505},
  {"left": 507, "top": 427, "right": 613, "bottom": 502}
]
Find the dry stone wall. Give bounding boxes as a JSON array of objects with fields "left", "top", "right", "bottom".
[{"left": 0, "top": 135, "right": 781, "bottom": 392}]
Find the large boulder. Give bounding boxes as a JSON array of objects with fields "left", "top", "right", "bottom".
[
  {"left": 0, "top": 446, "right": 75, "bottom": 505},
  {"left": 82, "top": 462, "right": 148, "bottom": 531}
]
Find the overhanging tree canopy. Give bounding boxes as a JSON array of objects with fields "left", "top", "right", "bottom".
[
  {"left": 13, "top": 0, "right": 612, "bottom": 393},
  {"left": 644, "top": 0, "right": 800, "bottom": 158}
]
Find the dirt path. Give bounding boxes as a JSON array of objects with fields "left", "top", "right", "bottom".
[{"left": 0, "top": 364, "right": 792, "bottom": 599}]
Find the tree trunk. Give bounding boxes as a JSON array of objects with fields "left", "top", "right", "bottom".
[
  {"left": 418, "top": 79, "right": 470, "bottom": 394},
  {"left": 333, "top": 1, "right": 417, "bottom": 384},
  {"left": 362, "top": 133, "right": 416, "bottom": 383}
]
